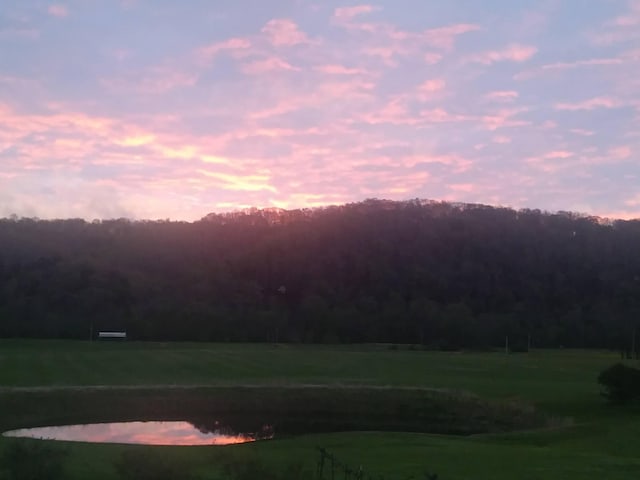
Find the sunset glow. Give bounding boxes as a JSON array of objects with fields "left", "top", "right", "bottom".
[{"left": 1, "top": 1, "right": 639, "bottom": 220}]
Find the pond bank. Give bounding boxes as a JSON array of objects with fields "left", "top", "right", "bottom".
[{"left": 0, "top": 385, "right": 547, "bottom": 437}]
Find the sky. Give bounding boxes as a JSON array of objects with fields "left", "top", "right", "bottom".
[{"left": 1, "top": 0, "right": 639, "bottom": 221}]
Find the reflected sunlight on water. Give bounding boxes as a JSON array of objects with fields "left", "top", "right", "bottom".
[{"left": 2, "top": 421, "right": 273, "bottom": 445}]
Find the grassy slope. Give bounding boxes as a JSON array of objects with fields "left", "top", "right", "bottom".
[{"left": 1, "top": 341, "right": 639, "bottom": 479}]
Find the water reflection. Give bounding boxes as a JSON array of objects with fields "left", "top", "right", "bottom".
[{"left": 2, "top": 421, "right": 273, "bottom": 446}]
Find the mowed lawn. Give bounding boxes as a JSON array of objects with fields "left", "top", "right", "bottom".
[{"left": 1, "top": 340, "right": 639, "bottom": 479}]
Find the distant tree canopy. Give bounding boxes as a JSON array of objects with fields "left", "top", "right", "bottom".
[{"left": 1, "top": 199, "right": 639, "bottom": 348}]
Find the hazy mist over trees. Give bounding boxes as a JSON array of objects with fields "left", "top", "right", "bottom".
[{"left": 1, "top": 199, "right": 639, "bottom": 349}]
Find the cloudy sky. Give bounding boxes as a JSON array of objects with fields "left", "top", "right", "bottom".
[{"left": 1, "top": 0, "right": 639, "bottom": 220}]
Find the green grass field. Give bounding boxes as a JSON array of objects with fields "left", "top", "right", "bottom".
[{"left": 1, "top": 341, "right": 639, "bottom": 479}]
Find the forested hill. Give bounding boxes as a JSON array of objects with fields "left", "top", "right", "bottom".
[{"left": 1, "top": 199, "right": 639, "bottom": 349}]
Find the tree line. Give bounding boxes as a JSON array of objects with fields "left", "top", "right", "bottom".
[{"left": 1, "top": 199, "right": 639, "bottom": 349}]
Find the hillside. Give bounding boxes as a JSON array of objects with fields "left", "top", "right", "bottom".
[{"left": 1, "top": 199, "right": 639, "bottom": 348}]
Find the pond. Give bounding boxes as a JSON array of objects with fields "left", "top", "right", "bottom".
[{"left": 2, "top": 421, "right": 274, "bottom": 446}]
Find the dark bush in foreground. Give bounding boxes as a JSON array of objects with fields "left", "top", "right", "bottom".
[
  {"left": 598, "top": 363, "right": 640, "bottom": 403},
  {"left": 0, "top": 441, "right": 67, "bottom": 480}
]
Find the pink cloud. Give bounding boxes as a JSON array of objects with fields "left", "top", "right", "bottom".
[
  {"left": 468, "top": 44, "right": 537, "bottom": 65},
  {"left": 337, "top": 19, "right": 478, "bottom": 60},
  {"left": 449, "top": 183, "right": 475, "bottom": 192},
  {"left": 249, "top": 79, "right": 374, "bottom": 120},
  {"left": 593, "top": 1, "right": 640, "bottom": 45},
  {"left": 420, "top": 108, "right": 471, "bottom": 124},
  {"left": 542, "top": 58, "right": 623, "bottom": 70},
  {"left": 526, "top": 151, "right": 575, "bottom": 172},
  {"left": 591, "top": 30, "right": 640, "bottom": 46},
  {"left": 268, "top": 193, "right": 351, "bottom": 210},
  {"left": 419, "top": 79, "right": 446, "bottom": 92},
  {"left": 48, "top": 4, "right": 68, "bottom": 17},
  {"left": 333, "top": 5, "right": 380, "bottom": 21},
  {"left": 545, "top": 151, "right": 574, "bottom": 159},
  {"left": 360, "top": 99, "right": 420, "bottom": 125},
  {"left": 598, "top": 208, "right": 640, "bottom": 220},
  {"left": 198, "top": 169, "right": 277, "bottom": 193},
  {"left": 248, "top": 102, "right": 301, "bottom": 121},
  {"left": 570, "top": 128, "right": 595, "bottom": 136},
  {"left": 196, "top": 37, "right": 252, "bottom": 63},
  {"left": 362, "top": 46, "right": 403, "bottom": 66},
  {"left": 314, "top": 64, "right": 368, "bottom": 75},
  {"left": 606, "top": 0, "right": 640, "bottom": 27},
  {"left": 492, "top": 135, "right": 511, "bottom": 144},
  {"left": 422, "top": 24, "right": 480, "bottom": 50},
  {"left": 481, "top": 108, "right": 530, "bottom": 130},
  {"left": 515, "top": 56, "right": 627, "bottom": 81},
  {"left": 424, "top": 52, "right": 443, "bottom": 64},
  {"left": 609, "top": 145, "right": 632, "bottom": 159},
  {"left": 0, "top": 27, "right": 40, "bottom": 39},
  {"left": 241, "top": 57, "right": 300, "bottom": 74},
  {"left": 576, "top": 146, "right": 635, "bottom": 167},
  {"left": 625, "top": 193, "right": 640, "bottom": 207},
  {"left": 415, "top": 79, "right": 446, "bottom": 101},
  {"left": 555, "top": 96, "right": 620, "bottom": 111},
  {"left": 622, "top": 48, "right": 640, "bottom": 60},
  {"left": 403, "top": 154, "right": 473, "bottom": 173},
  {"left": 101, "top": 67, "right": 197, "bottom": 94},
  {"left": 261, "top": 19, "right": 311, "bottom": 46},
  {"left": 485, "top": 90, "right": 519, "bottom": 102}
]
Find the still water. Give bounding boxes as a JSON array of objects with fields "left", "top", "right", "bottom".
[{"left": 2, "top": 421, "right": 273, "bottom": 446}]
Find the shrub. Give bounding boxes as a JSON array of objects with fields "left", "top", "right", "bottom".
[{"left": 597, "top": 363, "right": 640, "bottom": 403}]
